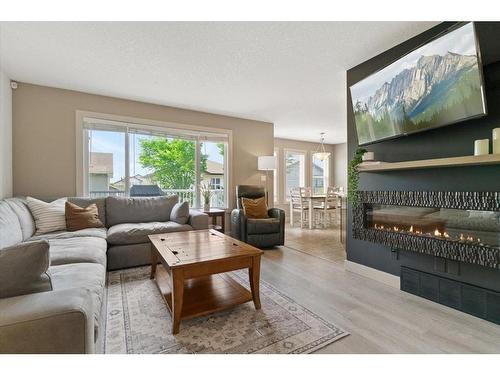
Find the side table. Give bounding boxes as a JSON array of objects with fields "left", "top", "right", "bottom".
[{"left": 200, "top": 208, "right": 226, "bottom": 233}]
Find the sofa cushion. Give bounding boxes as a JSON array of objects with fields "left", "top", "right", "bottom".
[
  {"left": 49, "top": 262, "right": 105, "bottom": 334},
  {"left": 5, "top": 198, "right": 36, "bottom": 240},
  {"left": 27, "top": 197, "right": 67, "bottom": 235},
  {"left": 246, "top": 218, "right": 281, "bottom": 235},
  {"left": 171, "top": 201, "right": 189, "bottom": 225},
  {"left": 49, "top": 237, "right": 107, "bottom": 266},
  {"left": 107, "top": 221, "right": 192, "bottom": 245},
  {"left": 0, "top": 240, "right": 52, "bottom": 298},
  {"left": 106, "top": 195, "right": 179, "bottom": 227},
  {"left": 68, "top": 197, "right": 107, "bottom": 227},
  {"left": 107, "top": 243, "right": 152, "bottom": 271},
  {"left": 0, "top": 201, "right": 23, "bottom": 248},
  {"left": 30, "top": 227, "right": 107, "bottom": 241}
]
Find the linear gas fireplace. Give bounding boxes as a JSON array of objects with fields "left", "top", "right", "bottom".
[{"left": 352, "top": 191, "right": 500, "bottom": 269}]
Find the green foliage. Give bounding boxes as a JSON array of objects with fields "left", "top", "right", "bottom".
[
  {"left": 348, "top": 148, "right": 367, "bottom": 206},
  {"left": 139, "top": 138, "right": 207, "bottom": 189},
  {"left": 216, "top": 142, "right": 225, "bottom": 156}
]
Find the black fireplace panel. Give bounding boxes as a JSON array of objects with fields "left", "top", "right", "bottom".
[
  {"left": 401, "top": 266, "right": 500, "bottom": 325},
  {"left": 353, "top": 191, "right": 500, "bottom": 269}
]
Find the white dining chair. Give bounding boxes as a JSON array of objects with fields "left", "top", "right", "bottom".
[
  {"left": 289, "top": 187, "right": 311, "bottom": 228},
  {"left": 317, "top": 186, "right": 340, "bottom": 228}
]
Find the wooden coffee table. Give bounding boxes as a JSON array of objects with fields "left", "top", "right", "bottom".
[{"left": 149, "top": 229, "right": 264, "bottom": 334}]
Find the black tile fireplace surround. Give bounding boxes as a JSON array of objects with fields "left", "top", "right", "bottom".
[{"left": 352, "top": 191, "right": 500, "bottom": 270}]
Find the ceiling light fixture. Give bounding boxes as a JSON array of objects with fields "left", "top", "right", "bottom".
[{"left": 313, "top": 132, "right": 331, "bottom": 161}]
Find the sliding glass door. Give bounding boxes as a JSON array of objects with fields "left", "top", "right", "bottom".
[{"left": 82, "top": 118, "right": 228, "bottom": 208}]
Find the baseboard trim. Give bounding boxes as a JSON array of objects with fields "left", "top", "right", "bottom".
[{"left": 344, "top": 260, "right": 400, "bottom": 289}]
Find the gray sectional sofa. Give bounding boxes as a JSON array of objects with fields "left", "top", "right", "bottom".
[{"left": 0, "top": 195, "right": 208, "bottom": 354}]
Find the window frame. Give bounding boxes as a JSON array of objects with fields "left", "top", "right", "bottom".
[
  {"left": 311, "top": 154, "right": 329, "bottom": 195},
  {"left": 76, "top": 111, "right": 232, "bottom": 209},
  {"left": 283, "top": 148, "right": 307, "bottom": 202}
]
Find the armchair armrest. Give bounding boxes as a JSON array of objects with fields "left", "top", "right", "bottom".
[
  {"left": 0, "top": 288, "right": 96, "bottom": 353},
  {"left": 230, "top": 208, "right": 247, "bottom": 241},
  {"left": 188, "top": 209, "right": 209, "bottom": 230},
  {"left": 268, "top": 207, "right": 285, "bottom": 245},
  {"left": 268, "top": 207, "right": 285, "bottom": 221}
]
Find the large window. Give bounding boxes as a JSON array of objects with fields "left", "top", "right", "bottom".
[
  {"left": 285, "top": 150, "right": 305, "bottom": 200},
  {"left": 312, "top": 155, "right": 329, "bottom": 194},
  {"left": 82, "top": 118, "right": 229, "bottom": 208}
]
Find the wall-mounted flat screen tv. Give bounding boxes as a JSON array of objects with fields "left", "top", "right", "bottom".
[{"left": 350, "top": 22, "right": 487, "bottom": 146}]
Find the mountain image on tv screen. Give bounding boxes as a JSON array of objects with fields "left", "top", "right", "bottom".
[{"left": 350, "top": 22, "right": 486, "bottom": 145}]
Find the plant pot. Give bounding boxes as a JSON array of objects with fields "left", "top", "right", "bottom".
[{"left": 203, "top": 203, "right": 210, "bottom": 212}]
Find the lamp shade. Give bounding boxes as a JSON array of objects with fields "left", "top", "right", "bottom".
[{"left": 258, "top": 156, "right": 276, "bottom": 171}]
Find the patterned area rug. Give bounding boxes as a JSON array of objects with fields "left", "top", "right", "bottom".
[{"left": 104, "top": 266, "right": 348, "bottom": 354}]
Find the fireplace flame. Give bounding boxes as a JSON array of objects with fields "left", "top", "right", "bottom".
[{"left": 371, "top": 225, "right": 488, "bottom": 247}]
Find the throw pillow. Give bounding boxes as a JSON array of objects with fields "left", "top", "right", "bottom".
[
  {"left": 27, "top": 197, "right": 67, "bottom": 235},
  {"left": 0, "top": 240, "right": 52, "bottom": 298},
  {"left": 241, "top": 197, "right": 269, "bottom": 219},
  {"left": 65, "top": 201, "right": 104, "bottom": 231},
  {"left": 170, "top": 201, "right": 190, "bottom": 225}
]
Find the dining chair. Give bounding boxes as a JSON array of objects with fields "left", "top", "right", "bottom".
[
  {"left": 289, "top": 187, "right": 310, "bottom": 228},
  {"left": 317, "top": 186, "right": 341, "bottom": 228}
]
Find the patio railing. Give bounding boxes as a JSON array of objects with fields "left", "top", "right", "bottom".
[{"left": 89, "top": 188, "right": 225, "bottom": 208}]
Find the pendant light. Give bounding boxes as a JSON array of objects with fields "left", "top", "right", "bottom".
[{"left": 313, "top": 132, "right": 331, "bottom": 161}]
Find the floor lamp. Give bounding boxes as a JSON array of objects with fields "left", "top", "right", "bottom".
[{"left": 258, "top": 155, "right": 276, "bottom": 207}]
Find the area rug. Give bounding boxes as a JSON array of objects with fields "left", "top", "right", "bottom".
[{"left": 104, "top": 266, "right": 348, "bottom": 354}]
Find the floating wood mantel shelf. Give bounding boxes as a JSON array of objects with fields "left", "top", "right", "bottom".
[{"left": 358, "top": 154, "right": 500, "bottom": 172}]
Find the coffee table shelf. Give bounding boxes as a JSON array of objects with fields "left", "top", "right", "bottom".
[
  {"left": 149, "top": 229, "right": 263, "bottom": 334},
  {"left": 156, "top": 266, "right": 253, "bottom": 320}
]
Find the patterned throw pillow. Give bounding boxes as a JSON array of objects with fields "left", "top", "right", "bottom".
[
  {"left": 65, "top": 201, "right": 104, "bottom": 231},
  {"left": 241, "top": 197, "right": 269, "bottom": 219},
  {"left": 27, "top": 197, "right": 67, "bottom": 235}
]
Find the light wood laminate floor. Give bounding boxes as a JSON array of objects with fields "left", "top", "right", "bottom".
[
  {"left": 261, "top": 230, "right": 500, "bottom": 353},
  {"left": 284, "top": 223, "right": 346, "bottom": 263}
]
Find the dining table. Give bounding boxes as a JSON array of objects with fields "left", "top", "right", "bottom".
[{"left": 290, "top": 191, "right": 346, "bottom": 230}]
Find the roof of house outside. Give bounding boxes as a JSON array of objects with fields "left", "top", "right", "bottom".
[
  {"left": 89, "top": 152, "right": 113, "bottom": 175},
  {"left": 112, "top": 174, "right": 154, "bottom": 186},
  {"left": 286, "top": 159, "right": 324, "bottom": 174},
  {"left": 205, "top": 160, "right": 223, "bottom": 175}
]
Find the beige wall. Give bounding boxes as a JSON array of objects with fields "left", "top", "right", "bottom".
[
  {"left": 332, "top": 142, "right": 347, "bottom": 190},
  {"left": 0, "top": 69, "right": 12, "bottom": 199},
  {"left": 12, "top": 83, "right": 274, "bottom": 208}
]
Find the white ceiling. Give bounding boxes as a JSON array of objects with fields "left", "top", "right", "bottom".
[{"left": 0, "top": 22, "right": 438, "bottom": 144}]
